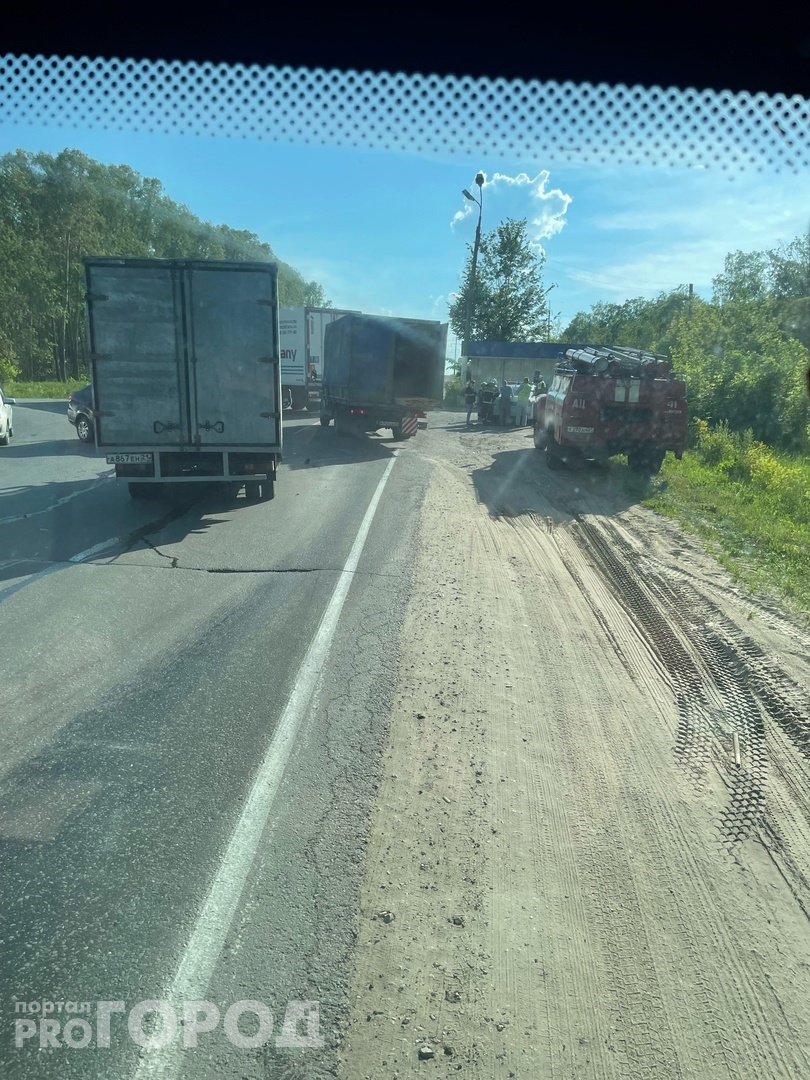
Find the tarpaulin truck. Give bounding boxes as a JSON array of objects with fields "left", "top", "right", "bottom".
[
  {"left": 279, "top": 306, "right": 360, "bottom": 412},
  {"left": 319, "top": 313, "right": 447, "bottom": 439},
  {"left": 85, "top": 257, "right": 282, "bottom": 502}
]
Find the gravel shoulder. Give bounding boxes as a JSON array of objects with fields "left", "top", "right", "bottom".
[{"left": 338, "top": 415, "right": 810, "bottom": 1080}]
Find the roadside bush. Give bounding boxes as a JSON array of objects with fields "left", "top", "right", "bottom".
[
  {"left": 0, "top": 356, "right": 20, "bottom": 383},
  {"left": 693, "top": 419, "right": 738, "bottom": 468},
  {"left": 693, "top": 419, "right": 809, "bottom": 520},
  {"left": 444, "top": 384, "right": 462, "bottom": 408}
]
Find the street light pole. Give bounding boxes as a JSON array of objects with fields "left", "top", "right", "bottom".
[
  {"left": 461, "top": 172, "right": 485, "bottom": 387},
  {"left": 545, "top": 283, "right": 558, "bottom": 340}
]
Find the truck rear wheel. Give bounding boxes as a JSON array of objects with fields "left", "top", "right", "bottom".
[
  {"left": 320, "top": 414, "right": 331, "bottom": 427},
  {"left": 259, "top": 479, "right": 274, "bottom": 501},
  {"left": 244, "top": 481, "right": 261, "bottom": 501},
  {"left": 533, "top": 425, "right": 549, "bottom": 451}
]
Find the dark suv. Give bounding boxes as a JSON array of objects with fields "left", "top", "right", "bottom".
[{"left": 67, "top": 384, "right": 95, "bottom": 442}]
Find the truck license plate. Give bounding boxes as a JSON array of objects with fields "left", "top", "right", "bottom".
[{"left": 106, "top": 453, "right": 154, "bottom": 465}]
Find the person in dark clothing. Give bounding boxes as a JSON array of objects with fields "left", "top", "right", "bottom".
[
  {"left": 464, "top": 379, "right": 477, "bottom": 425},
  {"left": 498, "top": 380, "right": 513, "bottom": 426}
]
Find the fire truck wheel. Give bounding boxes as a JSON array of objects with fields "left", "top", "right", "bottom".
[
  {"left": 533, "top": 426, "right": 548, "bottom": 451},
  {"left": 546, "top": 439, "right": 563, "bottom": 469}
]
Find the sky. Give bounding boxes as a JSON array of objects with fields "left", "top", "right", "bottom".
[{"left": 1, "top": 97, "right": 808, "bottom": 357}]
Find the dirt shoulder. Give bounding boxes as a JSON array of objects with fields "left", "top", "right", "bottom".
[{"left": 338, "top": 416, "right": 810, "bottom": 1080}]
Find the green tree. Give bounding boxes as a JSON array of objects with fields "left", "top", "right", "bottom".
[
  {"left": 449, "top": 218, "right": 549, "bottom": 342},
  {"left": 0, "top": 148, "right": 330, "bottom": 381},
  {"left": 712, "top": 250, "right": 769, "bottom": 305},
  {"left": 561, "top": 289, "right": 691, "bottom": 351},
  {"left": 671, "top": 298, "right": 809, "bottom": 451}
]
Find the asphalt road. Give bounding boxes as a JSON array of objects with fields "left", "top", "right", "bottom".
[{"left": 0, "top": 401, "right": 429, "bottom": 1079}]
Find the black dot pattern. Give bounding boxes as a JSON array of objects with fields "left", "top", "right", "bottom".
[{"left": 0, "top": 54, "right": 807, "bottom": 173}]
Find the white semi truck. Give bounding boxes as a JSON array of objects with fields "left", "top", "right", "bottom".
[{"left": 279, "top": 306, "right": 360, "bottom": 412}]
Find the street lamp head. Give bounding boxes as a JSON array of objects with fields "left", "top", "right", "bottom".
[
  {"left": 474, "top": 172, "right": 485, "bottom": 188},
  {"left": 462, "top": 189, "right": 475, "bottom": 201}
]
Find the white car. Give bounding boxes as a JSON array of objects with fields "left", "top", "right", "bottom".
[{"left": 0, "top": 387, "right": 15, "bottom": 445}]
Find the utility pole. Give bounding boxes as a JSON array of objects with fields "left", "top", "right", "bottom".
[
  {"left": 461, "top": 173, "right": 485, "bottom": 386},
  {"left": 545, "top": 283, "right": 558, "bottom": 341}
]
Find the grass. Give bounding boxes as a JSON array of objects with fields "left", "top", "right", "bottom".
[
  {"left": 5, "top": 379, "right": 88, "bottom": 398},
  {"left": 640, "top": 422, "right": 810, "bottom": 622}
]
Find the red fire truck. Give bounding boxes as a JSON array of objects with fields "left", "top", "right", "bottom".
[{"left": 533, "top": 346, "right": 687, "bottom": 474}]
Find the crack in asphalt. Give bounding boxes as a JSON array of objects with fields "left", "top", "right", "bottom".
[{"left": 150, "top": 563, "right": 407, "bottom": 578}]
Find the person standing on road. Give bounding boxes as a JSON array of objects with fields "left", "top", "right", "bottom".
[
  {"left": 498, "top": 380, "right": 513, "bottom": 426},
  {"left": 464, "top": 379, "right": 477, "bottom": 425},
  {"left": 529, "top": 378, "right": 547, "bottom": 425},
  {"left": 515, "top": 378, "right": 532, "bottom": 427}
]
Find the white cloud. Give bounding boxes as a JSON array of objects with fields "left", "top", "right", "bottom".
[
  {"left": 429, "top": 293, "right": 446, "bottom": 317},
  {"left": 450, "top": 171, "right": 572, "bottom": 254}
]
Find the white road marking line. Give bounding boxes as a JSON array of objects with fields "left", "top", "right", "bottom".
[
  {"left": 0, "top": 474, "right": 114, "bottom": 526},
  {"left": 0, "top": 563, "right": 65, "bottom": 603},
  {"left": 68, "top": 536, "right": 124, "bottom": 563},
  {"left": 0, "top": 536, "right": 124, "bottom": 604},
  {"left": 133, "top": 452, "right": 398, "bottom": 1078}
]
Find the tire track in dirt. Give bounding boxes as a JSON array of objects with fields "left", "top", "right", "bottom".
[
  {"left": 509, "top": 521, "right": 760, "bottom": 1079},
  {"left": 569, "top": 516, "right": 775, "bottom": 851},
  {"left": 341, "top": 421, "right": 810, "bottom": 1080},
  {"left": 582, "top": 515, "right": 810, "bottom": 890},
  {"left": 542, "top": 520, "right": 807, "bottom": 1079}
]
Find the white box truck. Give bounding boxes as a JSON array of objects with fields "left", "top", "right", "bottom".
[
  {"left": 85, "top": 257, "right": 282, "bottom": 502},
  {"left": 279, "top": 306, "right": 359, "bottom": 412}
]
